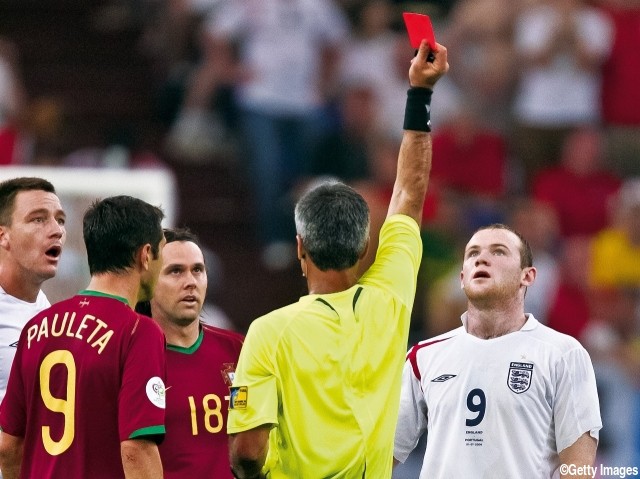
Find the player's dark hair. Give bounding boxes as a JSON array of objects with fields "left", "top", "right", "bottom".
[
  {"left": 294, "top": 181, "right": 369, "bottom": 271},
  {"left": 134, "top": 300, "right": 152, "bottom": 316},
  {"left": 83, "top": 195, "right": 165, "bottom": 275},
  {"left": 164, "top": 226, "right": 199, "bottom": 246},
  {"left": 0, "top": 177, "right": 57, "bottom": 225},
  {"left": 473, "top": 223, "right": 534, "bottom": 268}
]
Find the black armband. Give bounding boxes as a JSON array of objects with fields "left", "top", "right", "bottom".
[{"left": 403, "top": 87, "right": 433, "bottom": 132}]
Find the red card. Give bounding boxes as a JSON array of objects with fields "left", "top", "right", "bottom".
[{"left": 402, "top": 12, "right": 436, "bottom": 51}]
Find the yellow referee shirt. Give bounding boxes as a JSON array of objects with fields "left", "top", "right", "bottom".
[{"left": 228, "top": 214, "right": 422, "bottom": 478}]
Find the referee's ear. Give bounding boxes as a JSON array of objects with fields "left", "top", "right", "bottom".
[
  {"left": 297, "top": 235, "right": 310, "bottom": 278},
  {"left": 296, "top": 234, "right": 305, "bottom": 261},
  {"left": 358, "top": 238, "right": 370, "bottom": 261}
]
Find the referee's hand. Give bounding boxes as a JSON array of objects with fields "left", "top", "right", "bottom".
[{"left": 409, "top": 40, "right": 448, "bottom": 90}]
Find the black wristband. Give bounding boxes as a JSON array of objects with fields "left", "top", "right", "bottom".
[{"left": 403, "top": 87, "right": 433, "bottom": 132}]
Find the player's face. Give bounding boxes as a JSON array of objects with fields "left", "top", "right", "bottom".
[
  {"left": 0, "top": 190, "right": 66, "bottom": 282},
  {"left": 460, "top": 228, "right": 528, "bottom": 303},
  {"left": 151, "top": 240, "right": 207, "bottom": 327}
]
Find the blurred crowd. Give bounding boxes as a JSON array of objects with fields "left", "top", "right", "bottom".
[{"left": 1, "top": 0, "right": 640, "bottom": 468}]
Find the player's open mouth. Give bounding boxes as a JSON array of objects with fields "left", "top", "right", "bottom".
[
  {"left": 45, "top": 245, "right": 62, "bottom": 258},
  {"left": 181, "top": 295, "right": 198, "bottom": 303},
  {"left": 473, "top": 271, "right": 490, "bottom": 279}
]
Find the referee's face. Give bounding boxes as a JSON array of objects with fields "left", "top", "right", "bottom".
[{"left": 151, "top": 240, "right": 207, "bottom": 327}]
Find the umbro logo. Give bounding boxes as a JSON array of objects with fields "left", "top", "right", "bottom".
[{"left": 431, "top": 374, "right": 456, "bottom": 382}]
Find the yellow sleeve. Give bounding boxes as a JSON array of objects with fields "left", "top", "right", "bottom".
[
  {"left": 360, "top": 214, "right": 422, "bottom": 308},
  {"left": 227, "top": 318, "right": 279, "bottom": 434}
]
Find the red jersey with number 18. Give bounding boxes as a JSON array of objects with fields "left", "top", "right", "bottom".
[
  {"left": 159, "top": 324, "right": 244, "bottom": 479},
  {"left": 0, "top": 291, "right": 167, "bottom": 479}
]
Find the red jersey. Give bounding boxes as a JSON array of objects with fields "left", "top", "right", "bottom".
[
  {"left": 159, "top": 324, "right": 244, "bottom": 479},
  {"left": 431, "top": 127, "right": 506, "bottom": 197},
  {"left": 532, "top": 166, "right": 621, "bottom": 237},
  {"left": 0, "top": 291, "right": 167, "bottom": 479},
  {"left": 600, "top": 6, "right": 640, "bottom": 125},
  {"left": 546, "top": 283, "right": 590, "bottom": 341}
]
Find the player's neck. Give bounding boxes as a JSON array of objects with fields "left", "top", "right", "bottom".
[
  {"left": 159, "top": 317, "right": 200, "bottom": 348},
  {"left": 0, "top": 264, "right": 42, "bottom": 303},
  {"left": 465, "top": 303, "right": 527, "bottom": 340},
  {"left": 86, "top": 274, "right": 139, "bottom": 309}
]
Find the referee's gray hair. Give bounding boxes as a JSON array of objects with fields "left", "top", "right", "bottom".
[{"left": 294, "top": 180, "right": 370, "bottom": 271}]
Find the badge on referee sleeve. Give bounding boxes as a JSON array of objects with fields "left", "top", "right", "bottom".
[{"left": 229, "top": 386, "right": 248, "bottom": 409}]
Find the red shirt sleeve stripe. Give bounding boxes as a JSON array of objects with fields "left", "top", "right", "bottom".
[{"left": 406, "top": 337, "right": 453, "bottom": 381}]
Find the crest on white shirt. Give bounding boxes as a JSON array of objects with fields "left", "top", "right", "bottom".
[{"left": 507, "top": 362, "right": 533, "bottom": 394}]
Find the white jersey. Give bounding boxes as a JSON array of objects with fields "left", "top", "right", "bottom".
[
  {"left": 394, "top": 314, "right": 602, "bottom": 479},
  {"left": 206, "top": 0, "right": 348, "bottom": 114},
  {"left": 0, "top": 286, "right": 50, "bottom": 402}
]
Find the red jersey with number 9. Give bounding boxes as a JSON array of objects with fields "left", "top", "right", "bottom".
[{"left": 0, "top": 291, "right": 166, "bottom": 479}]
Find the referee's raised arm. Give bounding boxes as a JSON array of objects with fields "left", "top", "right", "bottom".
[{"left": 388, "top": 40, "right": 448, "bottom": 226}]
